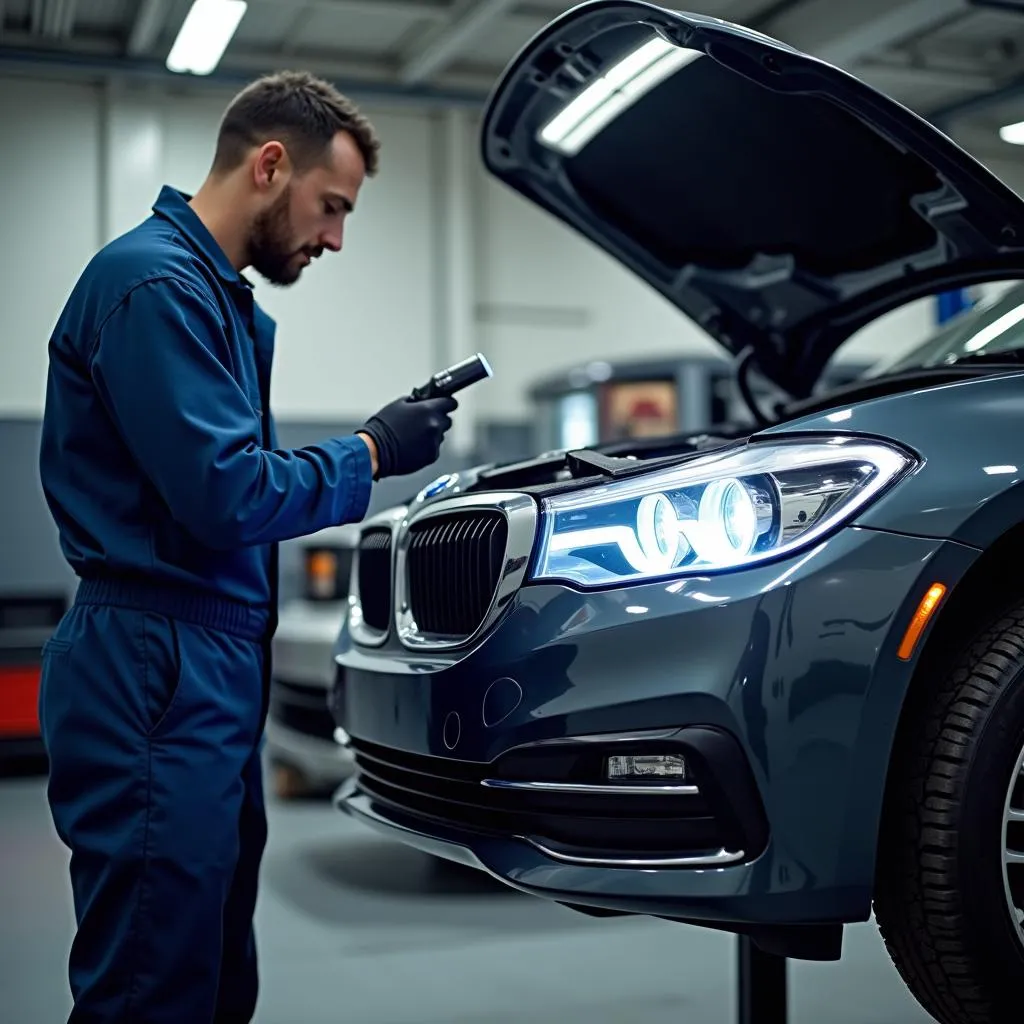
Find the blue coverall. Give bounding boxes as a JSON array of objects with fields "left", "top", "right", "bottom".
[{"left": 38, "top": 185, "right": 373, "bottom": 1023}]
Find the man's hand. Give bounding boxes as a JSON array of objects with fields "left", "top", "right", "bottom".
[{"left": 359, "top": 395, "right": 458, "bottom": 478}]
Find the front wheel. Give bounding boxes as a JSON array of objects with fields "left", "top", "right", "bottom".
[{"left": 874, "top": 602, "right": 1024, "bottom": 1023}]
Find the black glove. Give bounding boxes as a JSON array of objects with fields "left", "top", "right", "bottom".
[{"left": 360, "top": 395, "right": 458, "bottom": 478}]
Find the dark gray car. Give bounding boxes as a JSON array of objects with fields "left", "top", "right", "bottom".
[{"left": 330, "top": 4, "right": 1024, "bottom": 1021}]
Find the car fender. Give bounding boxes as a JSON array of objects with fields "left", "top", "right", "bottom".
[{"left": 761, "top": 370, "right": 1024, "bottom": 546}]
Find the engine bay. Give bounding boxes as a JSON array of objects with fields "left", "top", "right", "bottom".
[
  {"left": 453, "top": 358, "right": 1024, "bottom": 501},
  {"left": 460, "top": 424, "right": 750, "bottom": 498}
]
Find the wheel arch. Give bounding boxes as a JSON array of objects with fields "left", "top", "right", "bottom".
[{"left": 871, "top": 517, "right": 1024, "bottom": 890}]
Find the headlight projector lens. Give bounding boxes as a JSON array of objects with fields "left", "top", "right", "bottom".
[{"left": 636, "top": 493, "right": 680, "bottom": 571}]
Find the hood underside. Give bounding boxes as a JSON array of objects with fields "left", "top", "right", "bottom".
[{"left": 480, "top": 0, "right": 1024, "bottom": 397}]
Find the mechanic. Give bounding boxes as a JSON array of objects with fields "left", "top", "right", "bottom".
[{"left": 36, "top": 70, "right": 456, "bottom": 1024}]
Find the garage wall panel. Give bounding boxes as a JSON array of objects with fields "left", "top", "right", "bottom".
[{"left": 0, "top": 77, "right": 102, "bottom": 419}]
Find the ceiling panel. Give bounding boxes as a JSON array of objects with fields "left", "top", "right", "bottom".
[
  {"left": 284, "top": 5, "right": 424, "bottom": 55},
  {"left": 455, "top": 11, "right": 551, "bottom": 69},
  {"left": 959, "top": 90, "right": 1024, "bottom": 131},
  {"left": 854, "top": 65, "right": 978, "bottom": 113},
  {"left": 459, "top": 0, "right": 824, "bottom": 76},
  {"left": 3, "top": 0, "right": 134, "bottom": 34},
  {"left": 519, "top": 0, "right": 780, "bottom": 19},
  {"left": 231, "top": 3, "right": 306, "bottom": 50},
  {"left": 515, "top": 1, "right": 585, "bottom": 13},
  {"left": 0, "top": 0, "right": 1013, "bottom": 147},
  {"left": 915, "top": 7, "right": 1024, "bottom": 49},
  {"left": 77, "top": 0, "right": 135, "bottom": 33},
  {"left": 692, "top": 0, "right": 790, "bottom": 25}
]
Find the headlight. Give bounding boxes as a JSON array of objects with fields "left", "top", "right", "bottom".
[{"left": 531, "top": 438, "right": 914, "bottom": 588}]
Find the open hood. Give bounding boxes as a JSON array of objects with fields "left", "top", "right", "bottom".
[{"left": 480, "top": 1, "right": 1024, "bottom": 397}]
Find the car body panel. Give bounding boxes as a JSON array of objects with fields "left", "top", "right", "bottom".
[
  {"left": 481, "top": 0, "right": 1024, "bottom": 396},
  {"left": 763, "top": 371, "right": 1024, "bottom": 546},
  {"left": 336, "top": 527, "right": 979, "bottom": 923}
]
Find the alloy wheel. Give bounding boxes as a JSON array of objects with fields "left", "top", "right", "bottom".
[{"left": 1001, "top": 739, "right": 1024, "bottom": 946}]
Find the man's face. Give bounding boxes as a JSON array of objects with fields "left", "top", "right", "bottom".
[{"left": 248, "top": 130, "right": 366, "bottom": 286}]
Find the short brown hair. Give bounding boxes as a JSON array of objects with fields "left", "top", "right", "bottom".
[{"left": 212, "top": 70, "right": 380, "bottom": 177}]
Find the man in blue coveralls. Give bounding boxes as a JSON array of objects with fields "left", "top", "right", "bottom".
[{"left": 37, "top": 71, "right": 458, "bottom": 1023}]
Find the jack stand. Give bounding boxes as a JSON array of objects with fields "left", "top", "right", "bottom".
[{"left": 737, "top": 935, "right": 788, "bottom": 1023}]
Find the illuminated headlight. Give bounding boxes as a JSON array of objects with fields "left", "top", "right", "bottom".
[{"left": 531, "top": 438, "right": 914, "bottom": 587}]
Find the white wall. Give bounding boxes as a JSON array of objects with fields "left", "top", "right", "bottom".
[
  {"left": 2, "top": 71, "right": 1020, "bottom": 433},
  {"left": 0, "top": 77, "right": 102, "bottom": 418}
]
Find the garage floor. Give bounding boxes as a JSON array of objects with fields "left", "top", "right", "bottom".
[{"left": 2, "top": 759, "right": 935, "bottom": 1024}]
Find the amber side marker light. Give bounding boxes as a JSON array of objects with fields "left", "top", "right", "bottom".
[
  {"left": 897, "top": 583, "right": 948, "bottom": 661},
  {"left": 307, "top": 550, "right": 338, "bottom": 599}
]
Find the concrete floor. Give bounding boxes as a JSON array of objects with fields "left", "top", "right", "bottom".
[{"left": 1, "top": 759, "right": 937, "bottom": 1024}]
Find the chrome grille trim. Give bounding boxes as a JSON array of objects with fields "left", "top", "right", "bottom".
[
  {"left": 347, "top": 505, "right": 406, "bottom": 648},
  {"left": 395, "top": 492, "right": 538, "bottom": 651}
]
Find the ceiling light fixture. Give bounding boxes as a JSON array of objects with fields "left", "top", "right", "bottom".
[
  {"left": 539, "top": 36, "right": 703, "bottom": 156},
  {"left": 166, "top": 0, "right": 247, "bottom": 76},
  {"left": 999, "top": 120, "right": 1024, "bottom": 145}
]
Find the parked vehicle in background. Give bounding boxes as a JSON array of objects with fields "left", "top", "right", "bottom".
[
  {"left": 0, "top": 594, "right": 66, "bottom": 770},
  {"left": 265, "top": 525, "right": 360, "bottom": 798}
]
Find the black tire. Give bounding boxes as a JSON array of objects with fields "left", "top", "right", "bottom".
[{"left": 874, "top": 601, "right": 1024, "bottom": 1024}]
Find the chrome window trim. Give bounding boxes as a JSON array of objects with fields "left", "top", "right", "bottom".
[
  {"left": 394, "top": 491, "right": 538, "bottom": 652},
  {"left": 347, "top": 505, "right": 407, "bottom": 649}
]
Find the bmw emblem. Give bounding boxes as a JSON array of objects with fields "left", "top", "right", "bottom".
[{"left": 420, "top": 473, "right": 458, "bottom": 502}]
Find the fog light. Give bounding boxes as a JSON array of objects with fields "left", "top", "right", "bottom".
[{"left": 607, "top": 754, "right": 687, "bottom": 779}]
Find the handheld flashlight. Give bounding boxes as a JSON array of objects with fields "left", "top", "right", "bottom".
[{"left": 411, "top": 353, "right": 493, "bottom": 401}]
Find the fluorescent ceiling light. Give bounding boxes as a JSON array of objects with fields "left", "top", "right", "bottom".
[
  {"left": 167, "top": 0, "right": 247, "bottom": 76},
  {"left": 1000, "top": 121, "right": 1024, "bottom": 145},
  {"left": 539, "top": 37, "right": 703, "bottom": 156}
]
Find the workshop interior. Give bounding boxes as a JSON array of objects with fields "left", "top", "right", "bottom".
[{"left": 9, "top": 1, "right": 1024, "bottom": 1022}]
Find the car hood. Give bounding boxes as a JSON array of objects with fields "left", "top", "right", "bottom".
[{"left": 480, "top": 0, "right": 1024, "bottom": 397}]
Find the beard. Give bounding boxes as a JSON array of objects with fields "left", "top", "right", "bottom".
[{"left": 247, "top": 185, "right": 318, "bottom": 287}]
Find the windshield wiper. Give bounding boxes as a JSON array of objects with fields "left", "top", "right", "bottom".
[
  {"left": 940, "top": 349, "right": 1024, "bottom": 368},
  {"left": 778, "top": 362, "right": 1024, "bottom": 422}
]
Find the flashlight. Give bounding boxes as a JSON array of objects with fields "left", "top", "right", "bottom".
[{"left": 411, "top": 353, "right": 493, "bottom": 401}]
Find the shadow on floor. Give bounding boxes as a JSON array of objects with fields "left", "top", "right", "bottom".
[
  {"left": 259, "top": 830, "right": 596, "bottom": 938},
  {"left": 301, "top": 837, "right": 518, "bottom": 899}
]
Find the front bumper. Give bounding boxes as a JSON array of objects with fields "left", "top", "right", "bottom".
[{"left": 334, "top": 524, "right": 978, "bottom": 926}]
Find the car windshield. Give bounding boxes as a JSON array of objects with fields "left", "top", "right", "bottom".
[{"left": 867, "top": 282, "right": 1024, "bottom": 377}]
